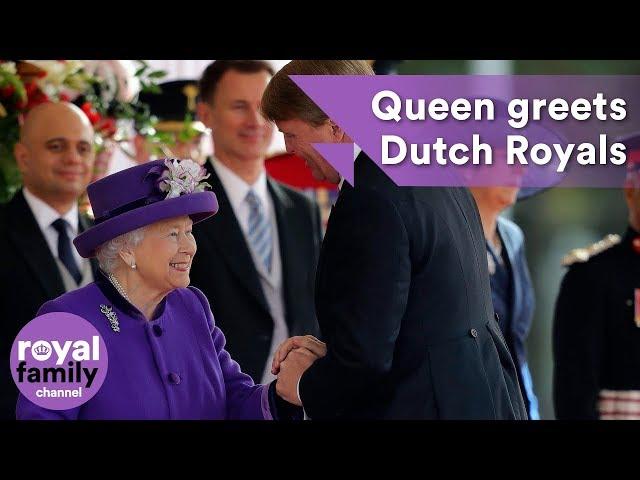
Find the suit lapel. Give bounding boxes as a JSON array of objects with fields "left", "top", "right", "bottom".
[
  {"left": 7, "top": 190, "right": 65, "bottom": 299},
  {"left": 200, "top": 161, "right": 271, "bottom": 316},
  {"left": 268, "top": 178, "right": 297, "bottom": 329},
  {"left": 315, "top": 180, "right": 352, "bottom": 308}
]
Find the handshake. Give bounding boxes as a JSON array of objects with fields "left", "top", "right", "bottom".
[{"left": 271, "top": 335, "right": 326, "bottom": 406}]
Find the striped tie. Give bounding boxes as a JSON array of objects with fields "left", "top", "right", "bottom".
[{"left": 246, "top": 189, "right": 272, "bottom": 273}]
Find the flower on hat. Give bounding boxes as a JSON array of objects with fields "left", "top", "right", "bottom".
[{"left": 157, "top": 159, "right": 211, "bottom": 199}]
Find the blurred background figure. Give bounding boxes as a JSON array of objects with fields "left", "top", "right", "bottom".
[
  {"left": 59, "top": 59, "right": 171, "bottom": 218},
  {"left": 72, "top": 60, "right": 144, "bottom": 214},
  {"left": 0, "top": 101, "right": 98, "bottom": 419},
  {"left": 367, "top": 60, "right": 404, "bottom": 75},
  {"left": 553, "top": 132, "right": 640, "bottom": 420},
  {"left": 133, "top": 79, "right": 208, "bottom": 164},
  {"left": 190, "top": 60, "right": 322, "bottom": 383}
]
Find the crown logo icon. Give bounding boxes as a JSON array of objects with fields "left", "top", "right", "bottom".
[{"left": 33, "top": 344, "right": 50, "bottom": 356}]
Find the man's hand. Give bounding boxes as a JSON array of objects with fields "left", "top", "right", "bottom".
[
  {"left": 275, "top": 347, "right": 318, "bottom": 406},
  {"left": 271, "top": 335, "right": 327, "bottom": 375}
]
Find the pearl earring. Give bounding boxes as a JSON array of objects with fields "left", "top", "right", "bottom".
[{"left": 131, "top": 263, "right": 137, "bottom": 270}]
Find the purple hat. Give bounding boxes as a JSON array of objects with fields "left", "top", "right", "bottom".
[
  {"left": 74, "top": 158, "right": 218, "bottom": 258},
  {"left": 484, "top": 98, "right": 567, "bottom": 201}
]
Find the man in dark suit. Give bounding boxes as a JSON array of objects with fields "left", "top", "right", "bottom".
[
  {"left": 190, "top": 60, "right": 322, "bottom": 384},
  {"left": 0, "top": 102, "right": 98, "bottom": 419},
  {"left": 264, "top": 60, "right": 528, "bottom": 419}
]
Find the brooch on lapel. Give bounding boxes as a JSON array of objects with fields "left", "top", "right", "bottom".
[{"left": 100, "top": 304, "right": 120, "bottom": 333}]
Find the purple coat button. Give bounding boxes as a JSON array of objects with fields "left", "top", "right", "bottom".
[
  {"left": 153, "top": 325, "right": 163, "bottom": 337},
  {"left": 168, "top": 373, "right": 181, "bottom": 385}
]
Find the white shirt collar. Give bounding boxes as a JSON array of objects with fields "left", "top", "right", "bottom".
[
  {"left": 353, "top": 144, "right": 362, "bottom": 160},
  {"left": 209, "top": 156, "right": 269, "bottom": 212},
  {"left": 338, "top": 144, "right": 362, "bottom": 191},
  {"left": 22, "top": 187, "right": 79, "bottom": 235}
]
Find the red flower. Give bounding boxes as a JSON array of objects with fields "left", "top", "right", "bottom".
[
  {"left": 36, "top": 70, "right": 47, "bottom": 79},
  {"left": 0, "top": 85, "right": 15, "bottom": 98},
  {"left": 97, "top": 117, "right": 117, "bottom": 137},
  {"left": 24, "top": 82, "right": 38, "bottom": 97},
  {"left": 26, "top": 90, "right": 50, "bottom": 110},
  {"left": 80, "top": 101, "right": 92, "bottom": 114},
  {"left": 80, "top": 101, "right": 101, "bottom": 125},
  {"left": 90, "top": 111, "right": 102, "bottom": 125}
]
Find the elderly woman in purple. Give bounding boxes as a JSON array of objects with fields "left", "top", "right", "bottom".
[{"left": 17, "top": 158, "right": 308, "bottom": 420}]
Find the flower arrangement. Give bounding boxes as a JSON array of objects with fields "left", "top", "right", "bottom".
[
  {"left": 0, "top": 60, "right": 95, "bottom": 202},
  {"left": 0, "top": 60, "right": 166, "bottom": 203}
]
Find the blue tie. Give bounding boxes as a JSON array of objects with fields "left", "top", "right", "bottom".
[
  {"left": 51, "top": 218, "right": 82, "bottom": 285},
  {"left": 246, "top": 190, "right": 272, "bottom": 273}
]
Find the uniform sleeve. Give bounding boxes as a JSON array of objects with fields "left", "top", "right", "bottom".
[{"left": 552, "top": 264, "right": 606, "bottom": 419}]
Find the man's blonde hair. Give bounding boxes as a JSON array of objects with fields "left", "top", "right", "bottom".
[{"left": 261, "top": 60, "right": 374, "bottom": 126}]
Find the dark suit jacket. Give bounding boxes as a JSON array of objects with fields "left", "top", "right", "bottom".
[
  {"left": 299, "top": 153, "right": 528, "bottom": 419},
  {"left": 190, "top": 162, "right": 322, "bottom": 382},
  {"left": 495, "top": 217, "right": 539, "bottom": 418},
  {"left": 0, "top": 189, "right": 98, "bottom": 419}
]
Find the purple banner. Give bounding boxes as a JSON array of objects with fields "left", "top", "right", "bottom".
[{"left": 291, "top": 75, "right": 640, "bottom": 188}]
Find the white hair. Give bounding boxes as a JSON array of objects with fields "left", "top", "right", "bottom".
[{"left": 96, "top": 226, "right": 146, "bottom": 274}]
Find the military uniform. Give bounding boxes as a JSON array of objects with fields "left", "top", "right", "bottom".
[{"left": 553, "top": 228, "right": 640, "bottom": 419}]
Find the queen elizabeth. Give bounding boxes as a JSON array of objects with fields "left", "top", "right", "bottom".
[{"left": 16, "top": 158, "right": 304, "bottom": 420}]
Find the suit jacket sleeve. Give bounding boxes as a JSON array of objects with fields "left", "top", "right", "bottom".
[
  {"left": 299, "top": 189, "right": 411, "bottom": 418},
  {"left": 552, "top": 264, "right": 605, "bottom": 419}
]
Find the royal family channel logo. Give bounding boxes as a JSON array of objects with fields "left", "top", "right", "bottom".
[{"left": 10, "top": 312, "right": 108, "bottom": 410}]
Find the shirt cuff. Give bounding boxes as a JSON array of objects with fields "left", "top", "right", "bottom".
[
  {"left": 267, "top": 381, "right": 304, "bottom": 420},
  {"left": 297, "top": 375, "right": 311, "bottom": 420}
]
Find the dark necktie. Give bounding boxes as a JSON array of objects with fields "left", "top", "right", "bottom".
[{"left": 51, "top": 218, "right": 82, "bottom": 285}]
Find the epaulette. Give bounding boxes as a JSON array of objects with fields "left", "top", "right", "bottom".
[{"left": 561, "top": 234, "right": 621, "bottom": 266}]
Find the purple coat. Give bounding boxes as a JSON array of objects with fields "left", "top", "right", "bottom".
[{"left": 16, "top": 271, "right": 277, "bottom": 420}]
